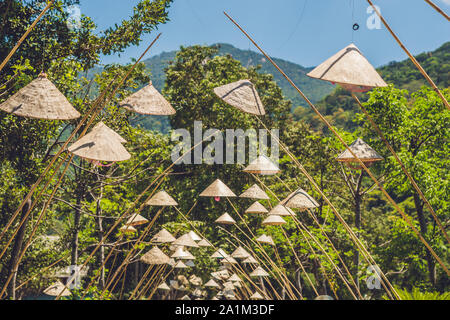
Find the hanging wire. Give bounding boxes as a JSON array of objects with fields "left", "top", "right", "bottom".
[{"left": 277, "top": 0, "right": 308, "bottom": 50}]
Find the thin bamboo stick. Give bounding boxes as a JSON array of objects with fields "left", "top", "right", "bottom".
[{"left": 424, "top": 0, "right": 450, "bottom": 22}]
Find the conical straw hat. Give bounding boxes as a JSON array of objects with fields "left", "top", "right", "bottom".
[
  {"left": 180, "top": 295, "right": 191, "bottom": 300},
  {"left": 189, "top": 275, "right": 203, "bottom": 286},
  {"left": 262, "top": 215, "right": 286, "bottom": 226},
  {"left": 221, "top": 256, "right": 238, "bottom": 265},
  {"left": 167, "top": 258, "right": 176, "bottom": 267},
  {"left": 213, "top": 79, "right": 266, "bottom": 115},
  {"left": 174, "top": 260, "right": 189, "bottom": 269},
  {"left": 91, "top": 122, "right": 127, "bottom": 144},
  {"left": 336, "top": 138, "right": 383, "bottom": 165},
  {"left": 307, "top": 43, "right": 388, "bottom": 91},
  {"left": 243, "top": 155, "right": 280, "bottom": 175},
  {"left": 157, "top": 282, "right": 171, "bottom": 291},
  {"left": 205, "top": 279, "right": 220, "bottom": 288},
  {"left": 223, "top": 281, "right": 235, "bottom": 290},
  {"left": 250, "top": 266, "right": 270, "bottom": 277},
  {"left": 0, "top": 73, "right": 80, "bottom": 120},
  {"left": 245, "top": 201, "right": 268, "bottom": 214},
  {"left": 119, "top": 225, "right": 137, "bottom": 234},
  {"left": 198, "top": 238, "right": 213, "bottom": 247},
  {"left": 239, "top": 184, "right": 269, "bottom": 200},
  {"left": 256, "top": 234, "right": 275, "bottom": 246},
  {"left": 268, "top": 204, "right": 295, "bottom": 216},
  {"left": 250, "top": 291, "right": 264, "bottom": 300},
  {"left": 68, "top": 122, "right": 131, "bottom": 162},
  {"left": 199, "top": 179, "right": 236, "bottom": 197},
  {"left": 151, "top": 229, "right": 176, "bottom": 243},
  {"left": 231, "top": 246, "right": 251, "bottom": 259},
  {"left": 242, "top": 255, "right": 259, "bottom": 264},
  {"left": 140, "top": 246, "right": 170, "bottom": 265},
  {"left": 171, "top": 247, "right": 195, "bottom": 260},
  {"left": 173, "top": 234, "right": 199, "bottom": 248},
  {"left": 315, "top": 295, "right": 334, "bottom": 300},
  {"left": 126, "top": 213, "right": 148, "bottom": 226},
  {"left": 228, "top": 274, "right": 242, "bottom": 282},
  {"left": 233, "top": 281, "right": 242, "bottom": 288},
  {"left": 215, "top": 213, "right": 236, "bottom": 225},
  {"left": 43, "top": 281, "right": 71, "bottom": 297},
  {"left": 146, "top": 191, "right": 178, "bottom": 206},
  {"left": 120, "top": 81, "right": 176, "bottom": 115},
  {"left": 188, "top": 231, "right": 202, "bottom": 242},
  {"left": 211, "top": 249, "right": 229, "bottom": 259},
  {"left": 211, "top": 269, "right": 230, "bottom": 280},
  {"left": 281, "top": 188, "right": 319, "bottom": 211},
  {"left": 185, "top": 260, "right": 195, "bottom": 267}
]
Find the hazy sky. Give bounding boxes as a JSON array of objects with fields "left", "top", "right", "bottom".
[{"left": 79, "top": 0, "right": 450, "bottom": 68}]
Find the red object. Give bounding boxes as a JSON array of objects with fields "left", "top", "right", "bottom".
[{"left": 214, "top": 196, "right": 221, "bottom": 202}]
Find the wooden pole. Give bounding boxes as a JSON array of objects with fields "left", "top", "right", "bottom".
[
  {"left": 0, "top": 1, "right": 54, "bottom": 73},
  {"left": 424, "top": 0, "right": 450, "bottom": 21},
  {"left": 366, "top": 0, "right": 449, "bottom": 110}
]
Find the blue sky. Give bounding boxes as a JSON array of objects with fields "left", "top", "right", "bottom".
[{"left": 79, "top": 0, "right": 450, "bottom": 68}]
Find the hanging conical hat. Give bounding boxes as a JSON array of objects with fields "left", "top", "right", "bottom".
[
  {"left": 198, "top": 238, "right": 213, "bottom": 247},
  {"left": 119, "top": 225, "right": 137, "bottom": 234},
  {"left": 185, "top": 260, "right": 195, "bottom": 267},
  {"left": 120, "top": 81, "right": 176, "bottom": 115},
  {"left": 233, "top": 281, "right": 242, "bottom": 288},
  {"left": 213, "top": 79, "right": 266, "bottom": 115},
  {"left": 189, "top": 275, "right": 203, "bottom": 286},
  {"left": 239, "top": 184, "right": 270, "bottom": 200},
  {"left": 307, "top": 44, "right": 387, "bottom": 91},
  {"left": 211, "top": 269, "right": 230, "bottom": 281},
  {"left": 262, "top": 215, "right": 286, "bottom": 226},
  {"left": 0, "top": 73, "right": 80, "bottom": 120},
  {"left": 250, "top": 291, "right": 264, "bottom": 300},
  {"left": 256, "top": 234, "right": 275, "bottom": 246},
  {"left": 146, "top": 191, "right": 178, "bottom": 206},
  {"left": 336, "top": 138, "right": 383, "bottom": 165},
  {"left": 188, "top": 231, "right": 202, "bottom": 242},
  {"left": 250, "top": 266, "right": 270, "bottom": 277},
  {"left": 221, "top": 256, "right": 238, "bottom": 265},
  {"left": 157, "top": 282, "right": 171, "bottom": 291},
  {"left": 215, "top": 213, "right": 236, "bottom": 225},
  {"left": 43, "top": 281, "right": 71, "bottom": 297},
  {"left": 205, "top": 279, "right": 220, "bottom": 288},
  {"left": 223, "top": 281, "right": 235, "bottom": 290},
  {"left": 140, "top": 246, "right": 170, "bottom": 265},
  {"left": 151, "top": 229, "right": 176, "bottom": 243},
  {"left": 245, "top": 201, "right": 269, "bottom": 214},
  {"left": 268, "top": 204, "right": 295, "bottom": 216},
  {"left": 242, "top": 255, "right": 259, "bottom": 264},
  {"left": 231, "top": 246, "right": 251, "bottom": 259},
  {"left": 315, "top": 295, "right": 334, "bottom": 300},
  {"left": 228, "top": 274, "right": 242, "bottom": 282},
  {"left": 180, "top": 295, "right": 191, "bottom": 300},
  {"left": 68, "top": 122, "right": 131, "bottom": 162},
  {"left": 167, "top": 258, "right": 176, "bottom": 267},
  {"left": 126, "top": 213, "right": 148, "bottom": 226},
  {"left": 243, "top": 155, "right": 280, "bottom": 175},
  {"left": 199, "top": 179, "right": 236, "bottom": 197},
  {"left": 281, "top": 188, "right": 319, "bottom": 211},
  {"left": 91, "top": 122, "right": 127, "bottom": 144},
  {"left": 171, "top": 247, "right": 195, "bottom": 260},
  {"left": 174, "top": 260, "right": 189, "bottom": 269},
  {"left": 173, "top": 234, "right": 199, "bottom": 248},
  {"left": 211, "top": 249, "right": 229, "bottom": 259}
]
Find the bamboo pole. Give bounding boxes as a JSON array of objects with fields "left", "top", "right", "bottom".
[
  {"left": 424, "top": 0, "right": 450, "bottom": 21},
  {"left": 366, "top": 0, "right": 449, "bottom": 110},
  {"left": 0, "top": 1, "right": 54, "bottom": 73},
  {"left": 223, "top": 11, "right": 449, "bottom": 279}
]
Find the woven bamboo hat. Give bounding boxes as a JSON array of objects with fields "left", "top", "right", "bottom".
[
  {"left": 43, "top": 281, "right": 71, "bottom": 297},
  {"left": 268, "top": 204, "right": 295, "bottom": 216},
  {"left": 245, "top": 201, "right": 268, "bottom": 214},
  {"left": 223, "top": 281, "right": 235, "bottom": 291},
  {"left": 146, "top": 190, "right": 178, "bottom": 206},
  {"left": 205, "top": 279, "right": 220, "bottom": 288},
  {"left": 250, "top": 291, "right": 264, "bottom": 300},
  {"left": 199, "top": 179, "right": 236, "bottom": 197},
  {"left": 171, "top": 247, "right": 195, "bottom": 260},
  {"left": 120, "top": 81, "right": 176, "bottom": 115},
  {"left": 221, "top": 256, "right": 238, "bottom": 265},
  {"left": 189, "top": 275, "right": 203, "bottom": 286},
  {"left": 91, "top": 122, "right": 127, "bottom": 144},
  {"left": 0, "top": 73, "right": 80, "bottom": 120},
  {"left": 231, "top": 246, "right": 251, "bottom": 259},
  {"left": 126, "top": 213, "right": 148, "bottom": 227},
  {"left": 228, "top": 274, "right": 242, "bottom": 282},
  {"left": 140, "top": 246, "right": 170, "bottom": 265},
  {"left": 281, "top": 188, "right": 319, "bottom": 211},
  {"left": 336, "top": 138, "right": 383, "bottom": 168},
  {"left": 186, "top": 260, "right": 195, "bottom": 267},
  {"left": 157, "top": 282, "right": 171, "bottom": 291},
  {"left": 119, "top": 225, "right": 137, "bottom": 235},
  {"left": 68, "top": 122, "right": 131, "bottom": 162},
  {"left": 233, "top": 281, "right": 242, "bottom": 288},
  {"left": 215, "top": 213, "right": 236, "bottom": 225},
  {"left": 180, "top": 295, "right": 191, "bottom": 300},
  {"left": 262, "top": 215, "right": 286, "bottom": 226},
  {"left": 242, "top": 255, "right": 259, "bottom": 264},
  {"left": 213, "top": 79, "right": 266, "bottom": 115},
  {"left": 239, "top": 184, "right": 269, "bottom": 200},
  {"left": 174, "top": 260, "right": 189, "bottom": 269},
  {"left": 307, "top": 44, "right": 388, "bottom": 92},
  {"left": 256, "top": 234, "right": 275, "bottom": 246},
  {"left": 315, "top": 295, "right": 334, "bottom": 300},
  {"left": 211, "top": 269, "right": 230, "bottom": 281},
  {"left": 250, "top": 266, "right": 270, "bottom": 277},
  {"left": 243, "top": 155, "right": 280, "bottom": 175},
  {"left": 188, "top": 231, "right": 202, "bottom": 242},
  {"left": 198, "top": 238, "right": 213, "bottom": 247},
  {"left": 211, "top": 248, "right": 229, "bottom": 259},
  {"left": 173, "top": 233, "right": 199, "bottom": 248},
  {"left": 151, "top": 229, "right": 176, "bottom": 243}
]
